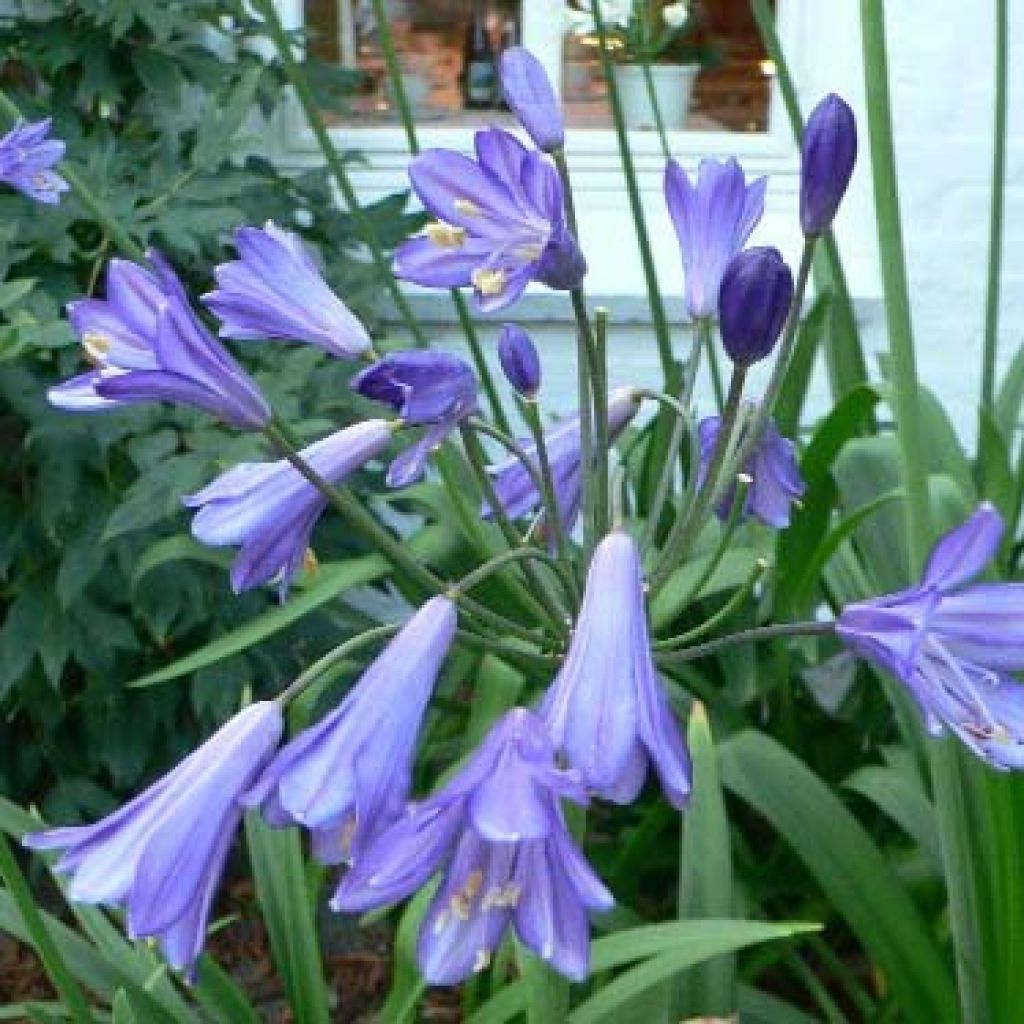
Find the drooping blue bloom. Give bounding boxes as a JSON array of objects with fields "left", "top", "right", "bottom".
[
  {"left": 203, "top": 222, "right": 373, "bottom": 360},
  {"left": 484, "top": 386, "right": 640, "bottom": 534},
  {"left": 47, "top": 252, "right": 270, "bottom": 430},
  {"left": 394, "top": 127, "right": 586, "bottom": 313},
  {"left": 499, "top": 47, "right": 564, "bottom": 153},
  {"left": 183, "top": 419, "right": 394, "bottom": 597},
  {"left": 0, "top": 118, "right": 68, "bottom": 204},
  {"left": 24, "top": 702, "right": 282, "bottom": 978},
  {"left": 717, "top": 247, "right": 793, "bottom": 365},
  {"left": 334, "top": 709, "right": 612, "bottom": 984},
  {"left": 664, "top": 157, "right": 767, "bottom": 320},
  {"left": 698, "top": 412, "right": 804, "bottom": 528},
  {"left": 353, "top": 350, "right": 478, "bottom": 486},
  {"left": 540, "top": 531, "right": 691, "bottom": 807},
  {"left": 800, "top": 94, "right": 858, "bottom": 236},
  {"left": 498, "top": 323, "right": 542, "bottom": 398},
  {"left": 837, "top": 504, "right": 1024, "bottom": 768},
  {"left": 243, "top": 596, "right": 457, "bottom": 864}
]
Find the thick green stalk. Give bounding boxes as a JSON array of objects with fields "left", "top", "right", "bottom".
[
  {"left": 981, "top": 0, "right": 1008, "bottom": 410},
  {"left": 588, "top": 0, "right": 677, "bottom": 390},
  {"left": 859, "top": 6, "right": 983, "bottom": 1023},
  {"left": 366, "top": 0, "right": 510, "bottom": 433},
  {"left": 251, "top": 0, "right": 427, "bottom": 347},
  {"left": 570, "top": 288, "right": 599, "bottom": 562},
  {"left": 0, "top": 835, "right": 95, "bottom": 1024},
  {"left": 655, "top": 619, "right": 833, "bottom": 664},
  {"left": 0, "top": 90, "right": 145, "bottom": 261},
  {"left": 592, "top": 308, "right": 612, "bottom": 539}
]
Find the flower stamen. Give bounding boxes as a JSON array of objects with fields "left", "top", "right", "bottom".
[
  {"left": 471, "top": 268, "right": 507, "bottom": 297},
  {"left": 425, "top": 221, "right": 467, "bottom": 248}
]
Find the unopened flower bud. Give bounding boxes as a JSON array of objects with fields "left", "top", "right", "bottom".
[
  {"left": 498, "top": 324, "right": 541, "bottom": 397},
  {"left": 800, "top": 93, "right": 858, "bottom": 236},
  {"left": 718, "top": 247, "right": 793, "bottom": 365},
  {"left": 499, "top": 47, "right": 564, "bottom": 153}
]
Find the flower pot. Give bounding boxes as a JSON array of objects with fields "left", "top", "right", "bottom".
[{"left": 613, "top": 63, "right": 697, "bottom": 131}]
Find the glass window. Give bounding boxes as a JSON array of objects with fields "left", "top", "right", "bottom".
[{"left": 303, "top": 1, "right": 773, "bottom": 133}]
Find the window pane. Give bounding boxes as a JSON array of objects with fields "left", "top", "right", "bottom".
[
  {"left": 304, "top": 0, "right": 523, "bottom": 127},
  {"left": 563, "top": 0, "right": 774, "bottom": 133}
]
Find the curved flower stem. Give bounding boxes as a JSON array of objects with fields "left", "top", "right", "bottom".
[
  {"left": 465, "top": 417, "right": 548, "bottom": 505},
  {"left": 639, "top": 317, "right": 713, "bottom": 552},
  {"left": 459, "top": 424, "right": 571, "bottom": 632},
  {"left": 655, "top": 552, "right": 767, "bottom": 650},
  {"left": 276, "top": 624, "right": 400, "bottom": 706},
  {"left": 251, "top": 0, "right": 429, "bottom": 347},
  {"left": 654, "top": 619, "right": 834, "bottom": 664},
  {"left": 365, "top": 0, "right": 510, "bottom": 435},
  {"left": 449, "top": 546, "right": 562, "bottom": 599},
  {"left": 650, "top": 365, "right": 748, "bottom": 594},
  {"left": 262, "top": 421, "right": 540, "bottom": 644},
  {"left": 0, "top": 90, "right": 146, "bottom": 262},
  {"left": 588, "top": 0, "right": 676, "bottom": 390},
  {"left": 454, "top": 629, "right": 561, "bottom": 670}
]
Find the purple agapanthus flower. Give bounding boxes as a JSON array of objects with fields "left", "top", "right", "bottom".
[
  {"left": 837, "top": 504, "right": 1024, "bottom": 769},
  {"left": 243, "top": 596, "right": 457, "bottom": 864},
  {"left": 498, "top": 323, "right": 542, "bottom": 398},
  {"left": 203, "top": 222, "right": 373, "bottom": 360},
  {"left": 334, "top": 709, "right": 612, "bottom": 984},
  {"left": 353, "top": 350, "right": 478, "bottom": 486},
  {"left": 483, "top": 386, "right": 640, "bottom": 534},
  {"left": 47, "top": 252, "right": 270, "bottom": 430},
  {"left": 24, "top": 702, "right": 282, "bottom": 978},
  {"left": 394, "top": 127, "right": 586, "bottom": 313},
  {"left": 184, "top": 419, "right": 394, "bottom": 597},
  {"left": 499, "top": 47, "right": 564, "bottom": 153},
  {"left": 541, "top": 531, "right": 691, "bottom": 807},
  {"left": 698, "top": 413, "right": 804, "bottom": 528},
  {"left": 0, "top": 118, "right": 68, "bottom": 204},
  {"left": 664, "top": 157, "right": 767, "bottom": 320}
]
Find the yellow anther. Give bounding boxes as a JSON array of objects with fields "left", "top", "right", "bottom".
[
  {"left": 433, "top": 909, "right": 450, "bottom": 934},
  {"left": 454, "top": 198, "right": 482, "bottom": 216},
  {"left": 425, "top": 221, "right": 467, "bottom": 248},
  {"left": 303, "top": 548, "right": 319, "bottom": 575},
  {"left": 338, "top": 816, "right": 357, "bottom": 853},
  {"left": 471, "top": 268, "right": 507, "bottom": 297},
  {"left": 449, "top": 870, "right": 484, "bottom": 921},
  {"left": 473, "top": 948, "right": 492, "bottom": 974},
  {"left": 82, "top": 330, "right": 110, "bottom": 365},
  {"left": 517, "top": 243, "right": 543, "bottom": 261},
  {"left": 483, "top": 883, "right": 522, "bottom": 911}
]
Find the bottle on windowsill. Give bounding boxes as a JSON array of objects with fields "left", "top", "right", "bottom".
[{"left": 462, "top": 0, "right": 496, "bottom": 110}]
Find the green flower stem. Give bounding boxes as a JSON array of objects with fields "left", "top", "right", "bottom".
[
  {"left": 0, "top": 89, "right": 145, "bottom": 262},
  {"left": 365, "top": 0, "right": 510, "bottom": 435},
  {"left": 276, "top": 624, "right": 400, "bottom": 705},
  {"left": 453, "top": 628, "right": 559, "bottom": 671},
  {"left": 981, "top": 0, "right": 1008, "bottom": 410},
  {"left": 570, "top": 288, "right": 599, "bottom": 563},
  {"left": 466, "top": 416, "right": 547, "bottom": 500},
  {"left": 655, "top": 552, "right": 767, "bottom": 650},
  {"left": 592, "top": 307, "right": 612, "bottom": 540},
  {"left": 459, "top": 424, "right": 571, "bottom": 632},
  {"left": 650, "top": 365, "right": 748, "bottom": 594},
  {"left": 449, "top": 545, "right": 562, "bottom": 600},
  {"left": 0, "top": 834, "right": 95, "bottom": 1024},
  {"left": 251, "top": 0, "right": 427, "bottom": 346},
  {"left": 261, "top": 421, "right": 538, "bottom": 644},
  {"left": 640, "top": 318, "right": 712, "bottom": 552},
  {"left": 655, "top": 619, "right": 833, "bottom": 664},
  {"left": 588, "top": 1, "right": 676, "bottom": 391}
]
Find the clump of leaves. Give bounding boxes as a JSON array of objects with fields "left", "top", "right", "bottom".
[{"left": 0, "top": 0, "right": 422, "bottom": 816}]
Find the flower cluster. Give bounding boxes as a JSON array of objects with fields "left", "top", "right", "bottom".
[{"left": 29, "top": 43, "right": 1024, "bottom": 1004}]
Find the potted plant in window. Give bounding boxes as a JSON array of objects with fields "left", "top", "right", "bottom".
[{"left": 566, "top": 0, "right": 712, "bottom": 131}]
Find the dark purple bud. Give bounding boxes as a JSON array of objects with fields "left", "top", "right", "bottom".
[
  {"left": 718, "top": 247, "right": 793, "bottom": 365},
  {"left": 800, "top": 94, "right": 858, "bottom": 236},
  {"left": 499, "top": 47, "right": 564, "bottom": 153},
  {"left": 498, "top": 324, "right": 541, "bottom": 397}
]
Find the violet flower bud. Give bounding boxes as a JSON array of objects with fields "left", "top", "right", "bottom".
[
  {"left": 498, "top": 324, "right": 541, "bottom": 397},
  {"left": 718, "top": 246, "right": 793, "bottom": 366},
  {"left": 800, "top": 93, "right": 858, "bottom": 236},
  {"left": 499, "top": 47, "right": 565, "bottom": 153}
]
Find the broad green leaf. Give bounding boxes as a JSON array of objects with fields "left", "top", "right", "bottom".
[
  {"left": 566, "top": 921, "right": 818, "bottom": 1023},
  {"left": 994, "top": 342, "right": 1024, "bottom": 444},
  {"left": 719, "top": 731, "right": 958, "bottom": 1022},
  {"left": 651, "top": 549, "right": 758, "bottom": 633},
  {"left": 244, "top": 815, "right": 330, "bottom": 1024},
  {"left": 674, "top": 705, "right": 734, "bottom": 1018},
  {"left": 129, "top": 524, "right": 457, "bottom": 687},
  {"left": 774, "top": 293, "right": 831, "bottom": 437},
  {"left": 975, "top": 408, "right": 1017, "bottom": 540},
  {"left": 378, "top": 885, "right": 434, "bottom": 1024}
]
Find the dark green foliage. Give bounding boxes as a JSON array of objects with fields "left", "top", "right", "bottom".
[{"left": 0, "top": 1, "right": 420, "bottom": 813}]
